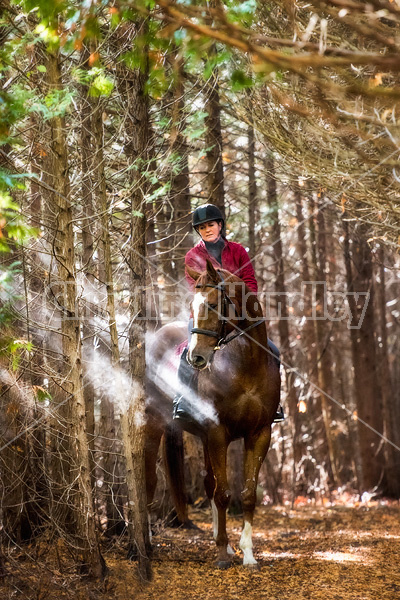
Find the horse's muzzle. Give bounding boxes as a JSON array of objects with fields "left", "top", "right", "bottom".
[{"left": 188, "top": 353, "right": 208, "bottom": 370}]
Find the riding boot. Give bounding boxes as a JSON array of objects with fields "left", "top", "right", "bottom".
[
  {"left": 273, "top": 405, "right": 285, "bottom": 422},
  {"left": 267, "top": 339, "right": 286, "bottom": 423},
  {"left": 172, "top": 348, "right": 203, "bottom": 436}
]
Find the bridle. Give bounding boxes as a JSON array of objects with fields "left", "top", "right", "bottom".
[{"left": 191, "top": 271, "right": 266, "bottom": 352}]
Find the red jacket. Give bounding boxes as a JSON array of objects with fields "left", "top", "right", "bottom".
[{"left": 185, "top": 239, "right": 258, "bottom": 293}]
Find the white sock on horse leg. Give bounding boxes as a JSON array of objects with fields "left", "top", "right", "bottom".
[
  {"left": 211, "top": 499, "right": 234, "bottom": 556},
  {"left": 211, "top": 499, "right": 218, "bottom": 539},
  {"left": 239, "top": 521, "right": 257, "bottom": 565}
]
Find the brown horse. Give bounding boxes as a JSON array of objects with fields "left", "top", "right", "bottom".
[{"left": 145, "top": 259, "right": 280, "bottom": 568}]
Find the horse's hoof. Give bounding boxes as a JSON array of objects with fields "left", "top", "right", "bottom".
[
  {"left": 182, "top": 519, "right": 202, "bottom": 531},
  {"left": 244, "top": 562, "right": 260, "bottom": 571},
  {"left": 215, "top": 560, "right": 232, "bottom": 570},
  {"left": 127, "top": 546, "right": 137, "bottom": 561}
]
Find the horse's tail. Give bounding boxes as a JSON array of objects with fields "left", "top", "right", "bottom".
[{"left": 163, "top": 422, "right": 188, "bottom": 524}]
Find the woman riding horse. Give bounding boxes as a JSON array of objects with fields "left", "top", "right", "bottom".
[
  {"left": 145, "top": 210, "right": 282, "bottom": 567},
  {"left": 173, "top": 203, "right": 284, "bottom": 428}
]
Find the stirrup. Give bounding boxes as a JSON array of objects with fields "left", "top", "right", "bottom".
[{"left": 273, "top": 405, "right": 285, "bottom": 423}]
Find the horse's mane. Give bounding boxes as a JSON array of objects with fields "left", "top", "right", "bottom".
[
  {"left": 195, "top": 267, "right": 243, "bottom": 288},
  {"left": 195, "top": 267, "right": 263, "bottom": 320}
]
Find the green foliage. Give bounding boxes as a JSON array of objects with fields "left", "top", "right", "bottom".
[
  {"left": 23, "top": 0, "right": 68, "bottom": 22},
  {"left": 0, "top": 261, "right": 22, "bottom": 355},
  {"left": 167, "top": 151, "right": 186, "bottom": 176},
  {"left": 230, "top": 69, "right": 253, "bottom": 91},
  {"left": 0, "top": 87, "right": 28, "bottom": 142},
  {"left": 72, "top": 66, "right": 114, "bottom": 98},
  {"left": 0, "top": 318, "right": 33, "bottom": 370},
  {"left": 89, "top": 72, "right": 114, "bottom": 97},
  {"left": 145, "top": 65, "right": 169, "bottom": 99},
  {"left": 122, "top": 48, "right": 147, "bottom": 72},
  {"left": 225, "top": 0, "right": 257, "bottom": 24},
  {"left": 28, "top": 88, "right": 75, "bottom": 119},
  {"left": 0, "top": 260, "right": 20, "bottom": 296},
  {"left": 146, "top": 182, "right": 171, "bottom": 203},
  {"left": 8, "top": 339, "right": 33, "bottom": 371},
  {"left": 183, "top": 110, "right": 208, "bottom": 141},
  {"left": 203, "top": 50, "right": 232, "bottom": 80},
  {"left": 34, "top": 385, "right": 52, "bottom": 403},
  {"left": 0, "top": 186, "right": 37, "bottom": 253}
]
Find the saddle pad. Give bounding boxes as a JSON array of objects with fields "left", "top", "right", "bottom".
[{"left": 175, "top": 340, "right": 188, "bottom": 358}]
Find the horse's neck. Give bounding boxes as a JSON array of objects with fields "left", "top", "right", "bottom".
[{"left": 241, "top": 303, "right": 269, "bottom": 358}]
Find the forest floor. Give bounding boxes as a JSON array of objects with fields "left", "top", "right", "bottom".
[{"left": 1, "top": 501, "right": 400, "bottom": 600}]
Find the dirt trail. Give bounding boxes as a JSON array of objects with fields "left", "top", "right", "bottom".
[{"left": 2, "top": 504, "right": 400, "bottom": 599}]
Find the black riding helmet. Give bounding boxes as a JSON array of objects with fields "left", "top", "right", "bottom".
[{"left": 192, "top": 204, "right": 225, "bottom": 236}]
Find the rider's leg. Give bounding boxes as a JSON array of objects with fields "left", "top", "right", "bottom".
[
  {"left": 267, "top": 338, "right": 280, "bottom": 364},
  {"left": 173, "top": 319, "right": 203, "bottom": 435},
  {"left": 267, "top": 338, "right": 285, "bottom": 423}
]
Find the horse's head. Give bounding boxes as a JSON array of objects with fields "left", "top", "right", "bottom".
[{"left": 185, "top": 259, "right": 246, "bottom": 370}]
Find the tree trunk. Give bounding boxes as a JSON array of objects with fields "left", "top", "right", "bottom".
[
  {"left": 116, "top": 22, "right": 152, "bottom": 581},
  {"left": 294, "top": 189, "right": 327, "bottom": 495},
  {"left": 248, "top": 121, "right": 256, "bottom": 258},
  {"left": 376, "top": 246, "right": 400, "bottom": 496},
  {"left": 43, "top": 48, "right": 105, "bottom": 578},
  {"left": 91, "top": 91, "right": 125, "bottom": 535},
  {"left": 80, "top": 44, "right": 97, "bottom": 493},
  {"left": 169, "top": 54, "right": 192, "bottom": 281},
  {"left": 342, "top": 218, "right": 385, "bottom": 492},
  {"left": 265, "top": 155, "right": 301, "bottom": 494},
  {"left": 157, "top": 57, "right": 192, "bottom": 320},
  {"left": 308, "top": 194, "right": 337, "bottom": 489},
  {"left": 203, "top": 9, "right": 225, "bottom": 218}
]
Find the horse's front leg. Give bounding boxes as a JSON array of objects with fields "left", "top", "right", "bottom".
[
  {"left": 206, "top": 427, "right": 232, "bottom": 568},
  {"left": 240, "top": 426, "right": 272, "bottom": 568},
  {"left": 203, "top": 444, "right": 235, "bottom": 558}
]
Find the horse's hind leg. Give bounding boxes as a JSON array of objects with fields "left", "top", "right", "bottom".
[
  {"left": 125, "top": 417, "right": 162, "bottom": 560},
  {"left": 145, "top": 418, "right": 163, "bottom": 512},
  {"left": 240, "top": 426, "right": 272, "bottom": 568}
]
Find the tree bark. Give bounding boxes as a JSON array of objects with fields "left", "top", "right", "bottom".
[
  {"left": 203, "top": 8, "right": 225, "bottom": 218},
  {"left": 316, "top": 199, "right": 338, "bottom": 482},
  {"left": 43, "top": 48, "right": 105, "bottom": 578},
  {"left": 342, "top": 218, "right": 385, "bottom": 492},
  {"left": 79, "top": 44, "right": 97, "bottom": 494},
  {"left": 308, "top": 194, "right": 337, "bottom": 488},
  {"left": 91, "top": 86, "right": 125, "bottom": 535},
  {"left": 376, "top": 246, "right": 400, "bottom": 496},
  {"left": 116, "top": 21, "right": 152, "bottom": 581},
  {"left": 265, "top": 155, "right": 301, "bottom": 494},
  {"left": 248, "top": 122, "right": 256, "bottom": 258},
  {"left": 169, "top": 54, "right": 192, "bottom": 281}
]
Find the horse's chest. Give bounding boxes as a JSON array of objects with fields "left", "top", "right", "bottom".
[{"left": 223, "top": 388, "right": 266, "bottom": 430}]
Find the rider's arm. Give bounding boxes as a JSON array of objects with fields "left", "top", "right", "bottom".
[{"left": 238, "top": 246, "right": 258, "bottom": 294}]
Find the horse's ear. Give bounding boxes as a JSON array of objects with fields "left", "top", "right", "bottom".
[
  {"left": 186, "top": 265, "right": 201, "bottom": 282},
  {"left": 206, "top": 258, "right": 220, "bottom": 283}
]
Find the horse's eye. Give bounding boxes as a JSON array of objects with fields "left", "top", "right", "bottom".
[{"left": 208, "top": 303, "right": 218, "bottom": 310}]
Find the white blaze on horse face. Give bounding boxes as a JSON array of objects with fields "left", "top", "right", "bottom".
[
  {"left": 189, "top": 291, "right": 207, "bottom": 356},
  {"left": 240, "top": 521, "right": 258, "bottom": 565}
]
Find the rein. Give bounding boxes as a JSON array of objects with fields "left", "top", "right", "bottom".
[{"left": 191, "top": 272, "right": 265, "bottom": 351}]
